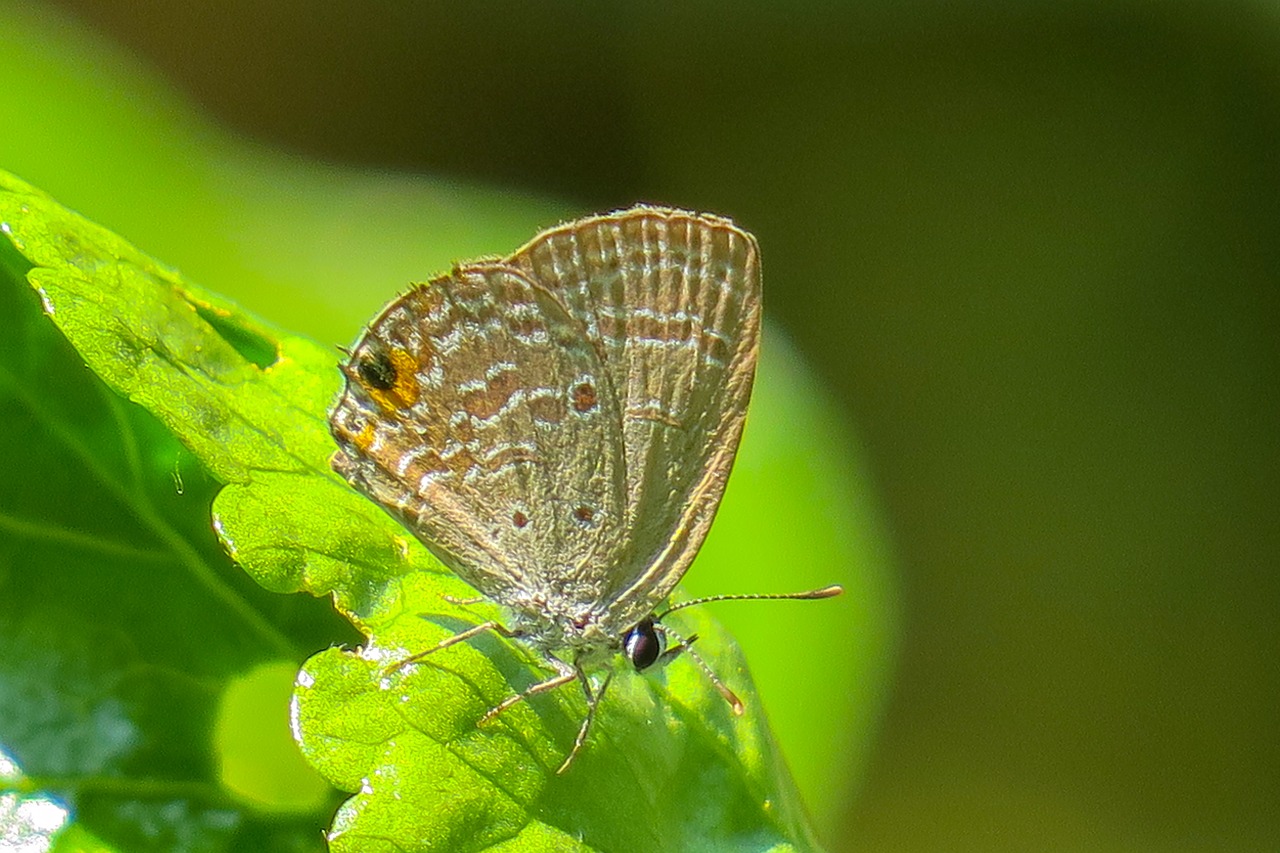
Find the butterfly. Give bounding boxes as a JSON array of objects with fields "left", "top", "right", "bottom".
[{"left": 329, "top": 205, "right": 840, "bottom": 772}]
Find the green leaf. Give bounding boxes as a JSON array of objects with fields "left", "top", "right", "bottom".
[
  {"left": 0, "top": 172, "right": 345, "bottom": 852},
  {"left": 295, "top": 579, "right": 816, "bottom": 852},
  {"left": 1, "top": 171, "right": 824, "bottom": 850}
]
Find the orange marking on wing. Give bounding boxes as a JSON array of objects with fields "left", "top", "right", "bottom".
[
  {"left": 368, "top": 347, "right": 424, "bottom": 412},
  {"left": 353, "top": 421, "right": 377, "bottom": 453}
]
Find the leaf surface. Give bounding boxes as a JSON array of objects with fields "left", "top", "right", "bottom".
[
  {"left": 0, "top": 173, "right": 344, "bottom": 851},
  {"left": 0, "top": 171, "right": 821, "bottom": 851}
]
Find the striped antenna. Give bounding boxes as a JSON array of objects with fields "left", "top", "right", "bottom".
[{"left": 657, "top": 584, "right": 843, "bottom": 620}]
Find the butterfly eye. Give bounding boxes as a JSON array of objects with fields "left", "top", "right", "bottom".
[{"left": 623, "top": 618, "right": 665, "bottom": 671}]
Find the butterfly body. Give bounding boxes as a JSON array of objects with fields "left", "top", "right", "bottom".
[
  {"left": 329, "top": 205, "right": 835, "bottom": 771},
  {"left": 330, "top": 206, "right": 760, "bottom": 654}
]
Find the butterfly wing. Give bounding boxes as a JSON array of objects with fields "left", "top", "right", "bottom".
[
  {"left": 509, "top": 206, "right": 762, "bottom": 630},
  {"left": 329, "top": 263, "right": 628, "bottom": 614}
]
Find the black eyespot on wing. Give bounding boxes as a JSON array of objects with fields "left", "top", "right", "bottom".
[
  {"left": 623, "top": 618, "right": 663, "bottom": 671},
  {"left": 357, "top": 352, "right": 396, "bottom": 390}
]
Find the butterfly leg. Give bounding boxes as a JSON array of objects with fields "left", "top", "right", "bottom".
[
  {"left": 556, "top": 666, "right": 614, "bottom": 774},
  {"left": 442, "top": 594, "right": 487, "bottom": 606},
  {"left": 383, "top": 620, "right": 511, "bottom": 676},
  {"left": 478, "top": 653, "right": 578, "bottom": 725}
]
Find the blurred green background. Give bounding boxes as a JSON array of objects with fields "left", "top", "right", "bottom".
[{"left": 3, "top": 1, "right": 1278, "bottom": 850}]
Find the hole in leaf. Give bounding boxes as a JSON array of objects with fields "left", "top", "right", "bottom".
[{"left": 215, "top": 660, "right": 330, "bottom": 813}]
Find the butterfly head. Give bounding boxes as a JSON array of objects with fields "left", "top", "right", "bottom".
[
  {"left": 622, "top": 615, "right": 700, "bottom": 673},
  {"left": 622, "top": 617, "right": 664, "bottom": 671}
]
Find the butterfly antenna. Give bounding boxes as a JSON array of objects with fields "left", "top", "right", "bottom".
[
  {"left": 661, "top": 625, "right": 744, "bottom": 715},
  {"left": 657, "top": 584, "right": 843, "bottom": 620}
]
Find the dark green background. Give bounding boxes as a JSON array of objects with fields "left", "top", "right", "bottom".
[{"left": 12, "top": 1, "right": 1280, "bottom": 849}]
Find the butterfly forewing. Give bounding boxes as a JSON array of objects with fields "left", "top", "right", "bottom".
[
  {"left": 330, "top": 263, "right": 628, "bottom": 611},
  {"left": 510, "top": 207, "right": 762, "bottom": 629}
]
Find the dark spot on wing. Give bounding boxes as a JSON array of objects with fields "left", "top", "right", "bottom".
[
  {"left": 357, "top": 351, "right": 396, "bottom": 390},
  {"left": 572, "top": 382, "right": 598, "bottom": 413}
]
